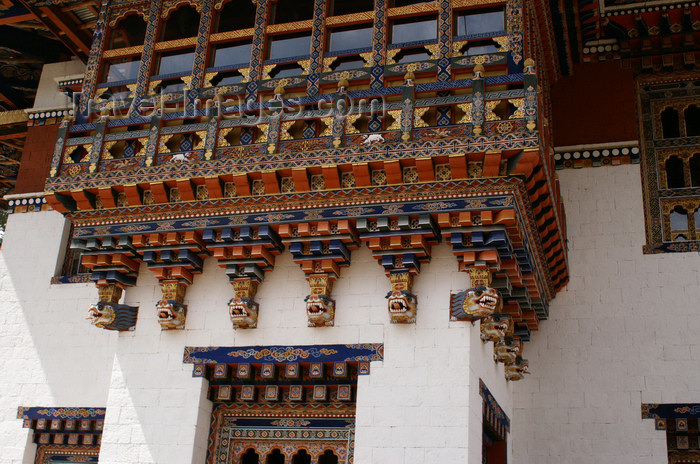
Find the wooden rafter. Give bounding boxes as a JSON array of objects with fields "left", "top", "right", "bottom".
[
  {"left": 16, "top": 0, "right": 91, "bottom": 62},
  {"left": 0, "top": 12, "right": 34, "bottom": 25}
]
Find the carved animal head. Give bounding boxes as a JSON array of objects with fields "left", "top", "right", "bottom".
[
  {"left": 385, "top": 290, "right": 417, "bottom": 324},
  {"left": 505, "top": 356, "right": 530, "bottom": 381},
  {"left": 156, "top": 299, "right": 187, "bottom": 330},
  {"left": 87, "top": 302, "right": 116, "bottom": 329},
  {"left": 228, "top": 297, "right": 259, "bottom": 329},
  {"left": 493, "top": 336, "right": 520, "bottom": 364},
  {"left": 304, "top": 294, "right": 335, "bottom": 327},
  {"left": 87, "top": 301, "right": 138, "bottom": 331},
  {"left": 464, "top": 286, "right": 502, "bottom": 320},
  {"left": 480, "top": 313, "right": 513, "bottom": 343}
]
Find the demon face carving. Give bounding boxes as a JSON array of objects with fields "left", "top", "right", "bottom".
[
  {"left": 450, "top": 286, "right": 504, "bottom": 322},
  {"left": 156, "top": 299, "right": 187, "bottom": 330},
  {"left": 493, "top": 336, "right": 520, "bottom": 364},
  {"left": 87, "top": 302, "right": 138, "bottom": 331},
  {"left": 480, "top": 313, "right": 513, "bottom": 343},
  {"left": 504, "top": 356, "right": 530, "bottom": 381},
  {"left": 228, "top": 297, "right": 259, "bottom": 329},
  {"left": 304, "top": 294, "right": 335, "bottom": 327},
  {"left": 465, "top": 286, "right": 502, "bottom": 319},
  {"left": 386, "top": 290, "right": 417, "bottom": 324}
]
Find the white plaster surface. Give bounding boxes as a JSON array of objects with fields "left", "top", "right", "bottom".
[
  {"left": 7, "top": 164, "right": 693, "bottom": 464},
  {"left": 98, "top": 243, "right": 511, "bottom": 464},
  {"left": 0, "top": 211, "right": 117, "bottom": 464},
  {"left": 511, "top": 164, "right": 700, "bottom": 464},
  {"left": 32, "top": 59, "right": 84, "bottom": 111},
  {"left": 0, "top": 208, "right": 513, "bottom": 464}
]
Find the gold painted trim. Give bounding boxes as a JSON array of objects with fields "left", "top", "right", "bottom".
[
  {"left": 103, "top": 45, "right": 145, "bottom": 59},
  {"left": 209, "top": 28, "right": 255, "bottom": 42},
  {"left": 154, "top": 37, "right": 198, "bottom": 51},
  {"left": 325, "top": 11, "right": 374, "bottom": 26},
  {"left": 266, "top": 20, "right": 314, "bottom": 34}
]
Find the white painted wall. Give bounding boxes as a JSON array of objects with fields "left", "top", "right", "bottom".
[
  {"left": 32, "top": 59, "right": 85, "bottom": 111},
  {"left": 511, "top": 164, "right": 700, "bottom": 464},
  {"left": 0, "top": 208, "right": 513, "bottom": 464},
  {"left": 99, "top": 243, "right": 511, "bottom": 464},
  {"left": 0, "top": 211, "right": 118, "bottom": 464}
]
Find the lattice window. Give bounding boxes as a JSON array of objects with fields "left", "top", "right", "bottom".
[
  {"left": 17, "top": 407, "right": 104, "bottom": 464},
  {"left": 643, "top": 404, "right": 700, "bottom": 463},
  {"left": 637, "top": 76, "right": 700, "bottom": 253},
  {"left": 184, "top": 345, "right": 382, "bottom": 464}
]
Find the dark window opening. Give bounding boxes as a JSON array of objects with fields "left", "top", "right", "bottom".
[
  {"left": 330, "top": 55, "right": 366, "bottom": 71},
  {"left": 267, "top": 33, "right": 311, "bottom": 60},
  {"left": 393, "top": 47, "right": 431, "bottom": 64},
  {"left": 98, "top": 86, "right": 130, "bottom": 102},
  {"left": 161, "top": 5, "right": 201, "bottom": 41},
  {"left": 242, "top": 449, "right": 260, "bottom": 464},
  {"left": 266, "top": 449, "right": 285, "bottom": 464},
  {"left": 108, "top": 14, "right": 146, "bottom": 49},
  {"left": 68, "top": 146, "right": 88, "bottom": 163},
  {"left": 483, "top": 424, "right": 507, "bottom": 464},
  {"left": 666, "top": 156, "right": 685, "bottom": 189},
  {"left": 156, "top": 48, "right": 196, "bottom": 76},
  {"left": 455, "top": 8, "right": 505, "bottom": 37},
  {"left": 685, "top": 105, "right": 700, "bottom": 136},
  {"left": 690, "top": 154, "right": 700, "bottom": 187},
  {"left": 318, "top": 450, "right": 338, "bottom": 464},
  {"left": 670, "top": 206, "right": 689, "bottom": 231},
  {"left": 216, "top": 0, "right": 256, "bottom": 32},
  {"left": 62, "top": 245, "right": 89, "bottom": 276},
  {"left": 292, "top": 450, "right": 311, "bottom": 464},
  {"left": 211, "top": 41, "right": 252, "bottom": 68},
  {"left": 327, "top": 24, "right": 373, "bottom": 53},
  {"left": 101, "top": 57, "right": 140, "bottom": 83},
  {"left": 154, "top": 77, "right": 186, "bottom": 94},
  {"left": 329, "top": 0, "right": 374, "bottom": 16},
  {"left": 390, "top": 15, "right": 437, "bottom": 44},
  {"left": 271, "top": 0, "right": 314, "bottom": 24},
  {"left": 463, "top": 40, "right": 499, "bottom": 55},
  {"left": 269, "top": 63, "right": 305, "bottom": 79},
  {"left": 662, "top": 107, "right": 680, "bottom": 138},
  {"left": 108, "top": 139, "right": 142, "bottom": 159},
  {"left": 695, "top": 209, "right": 700, "bottom": 230},
  {"left": 210, "top": 70, "right": 245, "bottom": 86},
  {"left": 391, "top": 0, "right": 434, "bottom": 7}
]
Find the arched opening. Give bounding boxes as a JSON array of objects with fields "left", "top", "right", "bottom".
[
  {"left": 317, "top": 450, "right": 338, "bottom": 464},
  {"left": 67, "top": 146, "right": 88, "bottom": 163},
  {"left": 685, "top": 105, "right": 700, "bottom": 136},
  {"left": 108, "top": 14, "right": 147, "bottom": 49},
  {"left": 690, "top": 153, "right": 700, "bottom": 187},
  {"left": 270, "top": 0, "right": 314, "bottom": 24},
  {"left": 216, "top": 0, "right": 256, "bottom": 32},
  {"left": 242, "top": 448, "right": 259, "bottom": 464},
  {"left": 695, "top": 208, "right": 700, "bottom": 230},
  {"left": 266, "top": 449, "right": 285, "bottom": 464},
  {"left": 665, "top": 156, "right": 685, "bottom": 188},
  {"left": 661, "top": 107, "right": 680, "bottom": 138},
  {"left": 292, "top": 449, "right": 311, "bottom": 464},
  {"left": 161, "top": 5, "right": 201, "bottom": 41},
  {"left": 670, "top": 206, "right": 688, "bottom": 231}
]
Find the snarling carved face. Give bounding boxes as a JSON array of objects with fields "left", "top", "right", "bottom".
[
  {"left": 505, "top": 356, "right": 530, "bottom": 381},
  {"left": 156, "top": 299, "right": 187, "bottom": 330},
  {"left": 386, "top": 290, "right": 417, "bottom": 324},
  {"left": 87, "top": 303, "right": 116, "bottom": 329},
  {"left": 493, "top": 337, "right": 520, "bottom": 364},
  {"left": 464, "top": 286, "right": 502, "bottom": 320},
  {"left": 228, "top": 297, "right": 259, "bottom": 329},
  {"left": 304, "top": 294, "right": 335, "bottom": 327},
  {"left": 480, "top": 313, "right": 513, "bottom": 343}
]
